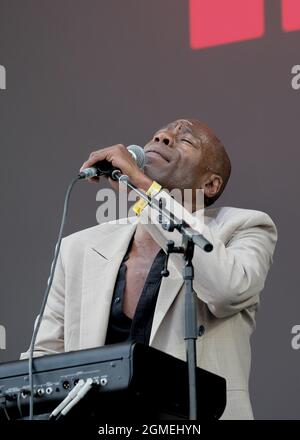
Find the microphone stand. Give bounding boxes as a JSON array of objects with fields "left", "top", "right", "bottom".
[
  {"left": 113, "top": 171, "right": 213, "bottom": 252},
  {"left": 112, "top": 170, "right": 213, "bottom": 420}
]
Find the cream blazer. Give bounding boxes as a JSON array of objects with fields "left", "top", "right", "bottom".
[{"left": 21, "top": 191, "right": 277, "bottom": 420}]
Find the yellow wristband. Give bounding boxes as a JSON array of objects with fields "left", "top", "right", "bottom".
[{"left": 133, "top": 181, "right": 162, "bottom": 215}]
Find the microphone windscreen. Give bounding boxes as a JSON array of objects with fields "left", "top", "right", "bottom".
[{"left": 127, "top": 145, "right": 146, "bottom": 170}]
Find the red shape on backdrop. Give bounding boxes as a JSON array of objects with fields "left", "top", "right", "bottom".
[
  {"left": 189, "top": 0, "right": 265, "bottom": 49},
  {"left": 281, "top": 0, "right": 300, "bottom": 32}
]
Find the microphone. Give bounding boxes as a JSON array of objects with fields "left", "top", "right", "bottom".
[{"left": 78, "top": 145, "right": 146, "bottom": 180}]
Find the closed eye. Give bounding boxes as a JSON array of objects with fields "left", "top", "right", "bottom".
[{"left": 181, "top": 138, "right": 194, "bottom": 146}]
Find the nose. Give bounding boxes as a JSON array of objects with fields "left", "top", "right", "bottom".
[{"left": 154, "top": 131, "right": 173, "bottom": 146}]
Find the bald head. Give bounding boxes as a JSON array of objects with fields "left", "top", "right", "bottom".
[
  {"left": 144, "top": 118, "right": 231, "bottom": 207},
  {"left": 167, "top": 119, "right": 231, "bottom": 205}
]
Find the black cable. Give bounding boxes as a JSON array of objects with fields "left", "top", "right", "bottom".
[
  {"left": 28, "top": 175, "right": 80, "bottom": 420},
  {"left": 3, "top": 407, "right": 10, "bottom": 421},
  {"left": 17, "top": 392, "right": 23, "bottom": 419}
]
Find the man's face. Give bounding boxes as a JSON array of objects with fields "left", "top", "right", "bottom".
[{"left": 144, "top": 119, "right": 210, "bottom": 191}]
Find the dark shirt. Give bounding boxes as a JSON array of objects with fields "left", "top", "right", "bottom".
[{"left": 105, "top": 245, "right": 166, "bottom": 346}]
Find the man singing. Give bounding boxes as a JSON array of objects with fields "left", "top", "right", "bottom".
[{"left": 21, "top": 119, "right": 277, "bottom": 419}]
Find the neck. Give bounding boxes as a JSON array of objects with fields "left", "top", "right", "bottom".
[{"left": 134, "top": 224, "right": 160, "bottom": 249}]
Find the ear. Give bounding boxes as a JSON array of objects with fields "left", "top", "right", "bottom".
[{"left": 203, "top": 174, "right": 223, "bottom": 199}]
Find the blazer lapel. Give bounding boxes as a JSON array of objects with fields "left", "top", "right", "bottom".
[
  {"left": 148, "top": 210, "right": 213, "bottom": 346},
  {"left": 149, "top": 258, "right": 183, "bottom": 345},
  {"left": 79, "top": 221, "right": 137, "bottom": 349}
]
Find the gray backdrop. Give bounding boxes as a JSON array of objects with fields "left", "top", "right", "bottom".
[{"left": 0, "top": 0, "right": 299, "bottom": 419}]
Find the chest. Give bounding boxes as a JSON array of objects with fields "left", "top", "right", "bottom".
[
  {"left": 125, "top": 253, "right": 154, "bottom": 293},
  {"left": 122, "top": 246, "right": 161, "bottom": 318}
]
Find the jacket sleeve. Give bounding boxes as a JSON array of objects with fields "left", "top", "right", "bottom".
[
  {"left": 140, "top": 190, "right": 278, "bottom": 318},
  {"left": 20, "top": 245, "right": 65, "bottom": 359}
]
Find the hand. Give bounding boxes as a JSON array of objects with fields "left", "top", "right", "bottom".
[{"left": 80, "top": 144, "right": 153, "bottom": 191}]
